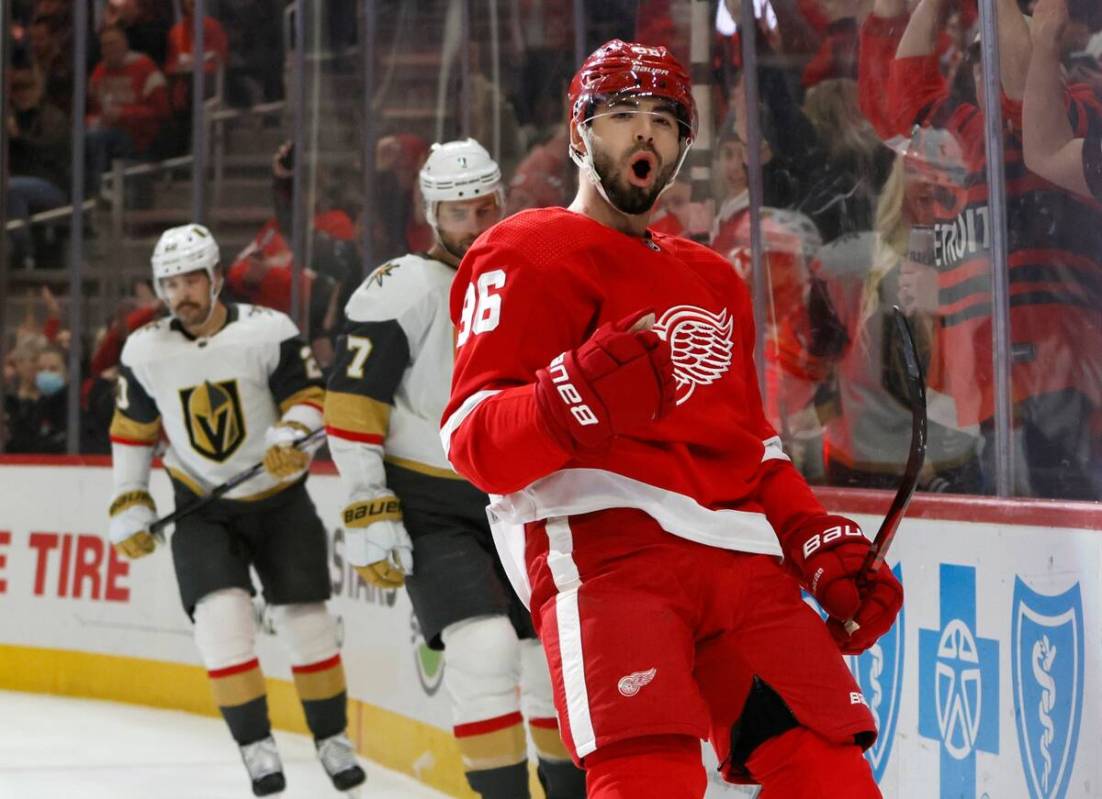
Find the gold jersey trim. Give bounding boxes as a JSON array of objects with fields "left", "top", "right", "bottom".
[
  {"left": 279, "top": 385, "right": 326, "bottom": 414},
  {"left": 384, "top": 455, "right": 464, "bottom": 481},
  {"left": 109, "top": 410, "right": 161, "bottom": 445},
  {"left": 323, "top": 390, "right": 390, "bottom": 437},
  {"left": 167, "top": 466, "right": 295, "bottom": 503}
]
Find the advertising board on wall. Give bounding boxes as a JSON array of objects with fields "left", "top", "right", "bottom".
[{"left": 1, "top": 463, "right": 1099, "bottom": 798}]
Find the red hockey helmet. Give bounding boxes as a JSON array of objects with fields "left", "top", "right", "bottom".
[{"left": 569, "top": 40, "right": 697, "bottom": 141}]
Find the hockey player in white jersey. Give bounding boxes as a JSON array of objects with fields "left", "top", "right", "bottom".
[
  {"left": 324, "top": 140, "right": 585, "bottom": 799},
  {"left": 107, "top": 224, "right": 366, "bottom": 797}
]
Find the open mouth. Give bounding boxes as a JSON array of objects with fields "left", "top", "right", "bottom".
[{"left": 627, "top": 151, "right": 658, "bottom": 188}]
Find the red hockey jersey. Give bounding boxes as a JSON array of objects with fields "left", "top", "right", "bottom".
[{"left": 442, "top": 208, "right": 827, "bottom": 601}]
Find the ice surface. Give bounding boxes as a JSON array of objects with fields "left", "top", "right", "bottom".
[{"left": 0, "top": 690, "right": 449, "bottom": 798}]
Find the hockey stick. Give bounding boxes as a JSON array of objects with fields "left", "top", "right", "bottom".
[
  {"left": 149, "top": 427, "right": 326, "bottom": 538},
  {"left": 844, "top": 306, "right": 927, "bottom": 634}
]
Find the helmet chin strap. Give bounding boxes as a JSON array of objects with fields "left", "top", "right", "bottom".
[
  {"left": 571, "top": 123, "right": 693, "bottom": 216},
  {"left": 201, "top": 274, "right": 224, "bottom": 327}
]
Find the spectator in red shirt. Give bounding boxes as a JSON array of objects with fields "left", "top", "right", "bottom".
[
  {"left": 164, "top": 0, "right": 229, "bottom": 117},
  {"left": 883, "top": 0, "right": 1102, "bottom": 498},
  {"left": 1023, "top": 0, "right": 1102, "bottom": 201},
  {"left": 85, "top": 24, "right": 170, "bottom": 191},
  {"left": 799, "top": 0, "right": 862, "bottom": 88}
]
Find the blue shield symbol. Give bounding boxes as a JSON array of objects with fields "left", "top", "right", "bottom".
[{"left": 1012, "top": 579, "right": 1084, "bottom": 799}]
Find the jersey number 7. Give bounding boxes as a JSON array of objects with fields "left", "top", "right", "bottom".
[{"left": 457, "top": 269, "right": 506, "bottom": 347}]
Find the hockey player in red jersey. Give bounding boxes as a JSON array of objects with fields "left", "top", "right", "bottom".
[{"left": 441, "top": 40, "right": 903, "bottom": 798}]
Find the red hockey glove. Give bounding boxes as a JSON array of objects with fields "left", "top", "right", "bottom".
[
  {"left": 534, "top": 309, "right": 677, "bottom": 453},
  {"left": 782, "top": 514, "right": 904, "bottom": 655}
]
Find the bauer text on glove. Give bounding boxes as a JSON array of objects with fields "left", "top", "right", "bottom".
[
  {"left": 533, "top": 309, "right": 677, "bottom": 453},
  {"left": 781, "top": 514, "right": 904, "bottom": 655},
  {"left": 342, "top": 495, "right": 414, "bottom": 589}
]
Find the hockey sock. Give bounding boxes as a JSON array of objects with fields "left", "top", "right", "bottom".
[
  {"left": 208, "top": 658, "right": 272, "bottom": 745},
  {"left": 529, "top": 717, "right": 586, "bottom": 799},
  {"left": 291, "top": 653, "right": 349, "bottom": 741},
  {"left": 747, "top": 727, "right": 881, "bottom": 799},
  {"left": 584, "top": 734, "right": 706, "bottom": 799},
  {"left": 454, "top": 712, "right": 530, "bottom": 799},
  {"left": 537, "top": 756, "right": 588, "bottom": 799}
]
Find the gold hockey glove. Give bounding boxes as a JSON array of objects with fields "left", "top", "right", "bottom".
[
  {"left": 108, "top": 490, "right": 158, "bottom": 559},
  {"left": 342, "top": 495, "right": 413, "bottom": 589},
  {"left": 263, "top": 421, "right": 313, "bottom": 479}
]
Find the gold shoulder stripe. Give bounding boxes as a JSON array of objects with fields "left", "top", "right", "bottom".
[
  {"left": 383, "top": 455, "right": 465, "bottom": 481},
  {"left": 324, "top": 390, "right": 390, "bottom": 437},
  {"left": 109, "top": 410, "right": 161, "bottom": 445},
  {"left": 279, "top": 385, "right": 326, "bottom": 414}
]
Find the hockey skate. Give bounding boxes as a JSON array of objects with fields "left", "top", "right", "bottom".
[
  {"left": 316, "top": 732, "right": 367, "bottom": 796},
  {"left": 239, "top": 735, "right": 286, "bottom": 796}
]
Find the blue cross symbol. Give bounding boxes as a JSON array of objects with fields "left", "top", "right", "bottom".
[{"left": 919, "top": 564, "right": 999, "bottom": 798}]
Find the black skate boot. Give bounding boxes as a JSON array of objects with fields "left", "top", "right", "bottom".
[
  {"left": 316, "top": 732, "right": 367, "bottom": 795},
  {"left": 239, "top": 735, "right": 286, "bottom": 796}
]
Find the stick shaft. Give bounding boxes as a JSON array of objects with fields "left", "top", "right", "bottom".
[
  {"left": 149, "top": 428, "right": 326, "bottom": 535},
  {"left": 844, "top": 308, "right": 926, "bottom": 635}
]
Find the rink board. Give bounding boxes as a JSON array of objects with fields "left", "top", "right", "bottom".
[{"left": 1, "top": 461, "right": 1100, "bottom": 799}]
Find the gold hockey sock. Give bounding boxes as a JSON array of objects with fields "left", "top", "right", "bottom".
[
  {"left": 209, "top": 658, "right": 271, "bottom": 744},
  {"left": 454, "top": 711, "right": 529, "bottom": 799},
  {"left": 292, "top": 653, "right": 349, "bottom": 741},
  {"left": 529, "top": 716, "right": 587, "bottom": 798}
]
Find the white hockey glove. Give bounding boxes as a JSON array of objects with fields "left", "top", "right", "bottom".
[
  {"left": 342, "top": 493, "right": 413, "bottom": 589},
  {"left": 108, "top": 489, "right": 159, "bottom": 559},
  {"left": 262, "top": 421, "right": 316, "bottom": 480}
]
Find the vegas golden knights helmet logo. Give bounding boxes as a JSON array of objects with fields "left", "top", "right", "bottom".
[{"left": 179, "top": 380, "right": 246, "bottom": 461}]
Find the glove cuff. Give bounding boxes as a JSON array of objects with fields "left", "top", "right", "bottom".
[
  {"left": 783, "top": 514, "right": 866, "bottom": 565},
  {"left": 343, "top": 495, "right": 402, "bottom": 528},
  {"left": 275, "top": 419, "right": 313, "bottom": 438},
  {"left": 110, "top": 489, "right": 155, "bottom": 517}
]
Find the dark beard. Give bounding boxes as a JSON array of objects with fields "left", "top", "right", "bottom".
[{"left": 593, "top": 148, "right": 676, "bottom": 215}]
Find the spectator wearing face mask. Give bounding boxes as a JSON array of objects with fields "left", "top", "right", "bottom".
[{"left": 6, "top": 343, "right": 69, "bottom": 453}]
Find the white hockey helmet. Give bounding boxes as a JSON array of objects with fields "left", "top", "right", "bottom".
[
  {"left": 151, "top": 223, "right": 222, "bottom": 306},
  {"left": 419, "top": 138, "right": 503, "bottom": 229}
]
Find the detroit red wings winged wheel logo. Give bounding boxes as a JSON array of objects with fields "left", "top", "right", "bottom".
[{"left": 652, "top": 305, "right": 734, "bottom": 404}]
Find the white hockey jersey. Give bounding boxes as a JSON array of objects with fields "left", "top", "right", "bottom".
[
  {"left": 324, "top": 253, "right": 461, "bottom": 497},
  {"left": 111, "top": 304, "right": 325, "bottom": 500}
]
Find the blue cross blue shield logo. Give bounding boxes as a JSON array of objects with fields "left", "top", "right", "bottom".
[
  {"left": 1012, "top": 578, "right": 1084, "bottom": 799},
  {"left": 846, "top": 563, "right": 904, "bottom": 783},
  {"left": 919, "top": 564, "right": 999, "bottom": 798},
  {"left": 800, "top": 564, "right": 904, "bottom": 783}
]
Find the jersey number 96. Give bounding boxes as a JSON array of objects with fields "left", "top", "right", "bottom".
[{"left": 457, "top": 269, "right": 506, "bottom": 347}]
